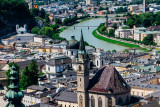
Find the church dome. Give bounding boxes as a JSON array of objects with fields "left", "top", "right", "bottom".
[{"left": 67, "top": 36, "right": 79, "bottom": 49}]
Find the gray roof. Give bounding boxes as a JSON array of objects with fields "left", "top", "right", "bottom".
[
  {"left": 47, "top": 56, "right": 71, "bottom": 66},
  {"left": 40, "top": 83, "right": 56, "bottom": 89},
  {"left": 24, "top": 91, "right": 53, "bottom": 98},
  {"left": 28, "top": 103, "right": 57, "bottom": 107},
  {"left": 27, "top": 85, "right": 48, "bottom": 91},
  {"left": 16, "top": 60, "right": 46, "bottom": 70},
  {"left": 54, "top": 91, "right": 77, "bottom": 103}
]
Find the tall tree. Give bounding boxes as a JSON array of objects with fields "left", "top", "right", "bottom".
[
  {"left": 55, "top": 18, "right": 62, "bottom": 25},
  {"left": 112, "top": 23, "right": 117, "bottom": 29},
  {"left": 40, "top": 8, "right": 46, "bottom": 19},
  {"left": 142, "top": 34, "right": 156, "bottom": 45},
  {"left": 20, "top": 66, "right": 31, "bottom": 89},
  {"left": 29, "top": 60, "right": 39, "bottom": 85},
  {"left": 31, "top": 27, "right": 40, "bottom": 34},
  {"left": 39, "top": 26, "right": 53, "bottom": 37}
]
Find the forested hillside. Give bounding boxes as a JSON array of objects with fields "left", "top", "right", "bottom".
[{"left": 0, "top": 0, "right": 36, "bottom": 36}]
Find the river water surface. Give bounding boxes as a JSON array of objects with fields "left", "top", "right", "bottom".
[{"left": 60, "top": 18, "right": 128, "bottom": 51}]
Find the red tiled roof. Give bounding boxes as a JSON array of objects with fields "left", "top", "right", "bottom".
[{"left": 88, "top": 66, "right": 130, "bottom": 94}]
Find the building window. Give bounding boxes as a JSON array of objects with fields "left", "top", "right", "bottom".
[
  {"left": 71, "top": 51, "right": 73, "bottom": 55},
  {"left": 48, "top": 67, "right": 50, "bottom": 71},
  {"left": 102, "top": 60, "right": 104, "bottom": 66},
  {"left": 118, "top": 97, "right": 122, "bottom": 104},
  {"left": 91, "top": 96, "right": 95, "bottom": 107},
  {"left": 108, "top": 98, "right": 112, "bottom": 107},
  {"left": 97, "top": 60, "right": 99, "bottom": 66},
  {"left": 79, "top": 65, "right": 82, "bottom": 71},
  {"left": 98, "top": 97, "right": 102, "bottom": 107},
  {"left": 79, "top": 95, "right": 83, "bottom": 107}
]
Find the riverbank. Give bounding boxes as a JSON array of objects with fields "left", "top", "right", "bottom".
[{"left": 92, "top": 29, "right": 148, "bottom": 51}]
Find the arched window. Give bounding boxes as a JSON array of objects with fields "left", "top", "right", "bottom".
[
  {"left": 97, "top": 60, "right": 99, "bottom": 66},
  {"left": 98, "top": 97, "right": 102, "bottom": 107},
  {"left": 79, "top": 95, "right": 83, "bottom": 107},
  {"left": 118, "top": 97, "right": 122, "bottom": 104},
  {"left": 71, "top": 51, "right": 73, "bottom": 55},
  {"left": 91, "top": 96, "right": 95, "bottom": 107},
  {"left": 108, "top": 98, "right": 112, "bottom": 107}
]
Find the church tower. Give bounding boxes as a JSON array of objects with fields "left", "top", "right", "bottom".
[
  {"left": 143, "top": 0, "right": 146, "bottom": 13},
  {"left": 106, "top": 14, "right": 108, "bottom": 28},
  {"left": 77, "top": 30, "right": 89, "bottom": 107}
]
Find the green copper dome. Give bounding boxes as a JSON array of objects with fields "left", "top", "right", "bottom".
[
  {"left": 5, "top": 65, "right": 25, "bottom": 107},
  {"left": 67, "top": 36, "right": 79, "bottom": 49}
]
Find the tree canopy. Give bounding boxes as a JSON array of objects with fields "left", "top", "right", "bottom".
[{"left": 0, "top": 0, "right": 36, "bottom": 35}]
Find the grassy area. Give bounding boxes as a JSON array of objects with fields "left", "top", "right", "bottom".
[{"left": 92, "top": 29, "right": 148, "bottom": 50}]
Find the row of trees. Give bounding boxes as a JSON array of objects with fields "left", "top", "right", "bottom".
[
  {"left": 126, "top": 12, "right": 160, "bottom": 28},
  {"left": 6, "top": 60, "right": 39, "bottom": 90}
]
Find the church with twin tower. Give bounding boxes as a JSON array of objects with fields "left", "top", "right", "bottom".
[{"left": 76, "top": 30, "right": 131, "bottom": 107}]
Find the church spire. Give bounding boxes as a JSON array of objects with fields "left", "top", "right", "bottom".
[{"left": 79, "top": 30, "right": 86, "bottom": 54}]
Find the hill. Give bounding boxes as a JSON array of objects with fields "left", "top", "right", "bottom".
[{"left": 0, "top": 0, "right": 36, "bottom": 36}]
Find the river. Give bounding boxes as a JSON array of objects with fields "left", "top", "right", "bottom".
[{"left": 60, "top": 18, "right": 128, "bottom": 51}]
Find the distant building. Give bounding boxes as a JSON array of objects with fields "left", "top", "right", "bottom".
[
  {"left": 134, "top": 27, "right": 147, "bottom": 41},
  {"left": 1, "top": 25, "right": 36, "bottom": 46},
  {"left": 115, "top": 29, "right": 132, "bottom": 38},
  {"left": 128, "top": 5, "right": 139, "bottom": 12},
  {"left": 46, "top": 56, "right": 72, "bottom": 74},
  {"left": 86, "top": 0, "right": 91, "bottom": 5}
]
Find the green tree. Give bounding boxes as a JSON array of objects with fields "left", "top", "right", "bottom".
[
  {"left": 142, "top": 34, "right": 156, "bottom": 45},
  {"left": 124, "top": 49, "right": 129, "bottom": 53},
  {"left": 126, "top": 19, "right": 135, "bottom": 28},
  {"left": 6, "top": 62, "right": 20, "bottom": 89},
  {"left": 112, "top": 49, "right": 117, "bottom": 53},
  {"left": 63, "top": 18, "right": 70, "bottom": 26},
  {"left": 29, "top": 60, "right": 39, "bottom": 85},
  {"left": 108, "top": 29, "right": 115, "bottom": 37},
  {"left": 31, "top": 27, "right": 40, "bottom": 34},
  {"left": 112, "top": 23, "right": 117, "bottom": 29},
  {"left": 156, "top": 12, "right": 160, "bottom": 25},
  {"left": 44, "top": 14, "right": 50, "bottom": 24},
  {"left": 101, "top": 26, "right": 106, "bottom": 32},
  {"left": 49, "top": 40, "right": 53, "bottom": 44},
  {"left": 55, "top": 18, "right": 62, "bottom": 25},
  {"left": 20, "top": 66, "right": 31, "bottom": 89},
  {"left": 40, "top": 8, "right": 46, "bottom": 19},
  {"left": 30, "top": 8, "right": 40, "bottom": 17},
  {"left": 50, "top": 24, "right": 60, "bottom": 33},
  {"left": 39, "top": 26, "right": 53, "bottom": 37}
]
